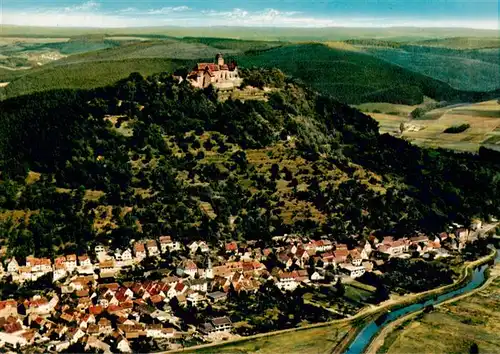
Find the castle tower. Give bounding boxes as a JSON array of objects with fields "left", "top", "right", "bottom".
[{"left": 216, "top": 53, "right": 224, "bottom": 66}]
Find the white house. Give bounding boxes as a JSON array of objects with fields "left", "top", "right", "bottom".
[
  {"left": 187, "top": 292, "right": 206, "bottom": 307},
  {"left": 146, "top": 240, "right": 160, "bottom": 257},
  {"left": 340, "top": 264, "right": 366, "bottom": 278},
  {"left": 7, "top": 258, "right": 19, "bottom": 273},
  {"left": 134, "top": 243, "right": 147, "bottom": 261},
  {"left": 121, "top": 249, "right": 133, "bottom": 262},
  {"left": 117, "top": 337, "right": 132, "bottom": 353},
  {"left": 65, "top": 255, "right": 77, "bottom": 272},
  {"left": 95, "top": 245, "right": 106, "bottom": 255},
  {"left": 53, "top": 264, "right": 67, "bottom": 282},
  {"left": 310, "top": 271, "right": 325, "bottom": 282},
  {"left": 78, "top": 255, "right": 92, "bottom": 267},
  {"left": 177, "top": 260, "right": 198, "bottom": 278},
  {"left": 276, "top": 272, "right": 299, "bottom": 291},
  {"left": 159, "top": 236, "right": 173, "bottom": 253}
]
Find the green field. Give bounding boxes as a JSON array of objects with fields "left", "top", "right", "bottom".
[
  {"left": 369, "top": 99, "right": 500, "bottom": 152},
  {"left": 191, "top": 322, "right": 353, "bottom": 354}
]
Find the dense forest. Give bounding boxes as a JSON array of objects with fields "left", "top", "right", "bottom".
[{"left": 1, "top": 68, "right": 500, "bottom": 259}]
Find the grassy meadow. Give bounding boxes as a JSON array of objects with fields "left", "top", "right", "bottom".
[
  {"left": 368, "top": 100, "right": 500, "bottom": 152},
  {"left": 381, "top": 271, "right": 500, "bottom": 354},
  {"left": 191, "top": 322, "right": 354, "bottom": 354}
]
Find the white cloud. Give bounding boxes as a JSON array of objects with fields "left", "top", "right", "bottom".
[
  {"left": 117, "top": 7, "right": 137, "bottom": 14},
  {"left": 64, "top": 0, "right": 100, "bottom": 13},
  {"left": 146, "top": 6, "right": 191, "bottom": 15},
  {"left": 1, "top": 4, "right": 497, "bottom": 30}
]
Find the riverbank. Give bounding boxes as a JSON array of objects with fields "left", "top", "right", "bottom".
[
  {"left": 370, "top": 258, "right": 500, "bottom": 354},
  {"left": 364, "top": 247, "right": 499, "bottom": 354},
  {"left": 165, "top": 249, "right": 497, "bottom": 354}
]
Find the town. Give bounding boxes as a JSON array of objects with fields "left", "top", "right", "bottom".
[{"left": 0, "top": 219, "right": 489, "bottom": 352}]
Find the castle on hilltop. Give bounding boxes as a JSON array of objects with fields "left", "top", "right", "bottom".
[{"left": 188, "top": 53, "right": 242, "bottom": 90}]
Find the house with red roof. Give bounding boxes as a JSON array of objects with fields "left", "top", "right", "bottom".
[
  {"left": 133, "top": 243, "right": 146, "bottom": 261},
  {"left": 176, "top": 260, "right": 198, "bottom": 278},
  {"left": 225, "top": 241, "right": 238, "bottom": 253},
  {"left": 146, "top": 240, "right": 160, "bottom": 257}
]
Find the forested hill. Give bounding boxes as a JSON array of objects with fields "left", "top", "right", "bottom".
[{"left": 1, "top": 69, "right": 499, "bottom": 259}]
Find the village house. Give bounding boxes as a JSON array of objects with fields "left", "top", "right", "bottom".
[
  {"left": 276, "top": 271, "right": 301, "bottom": 291},
  {"left": 99, "top": 260, "right": 117, "bottom": 277},
  {"left": 340, "top": 264, "right": 366, "bottom": 278},
  {"left": 115, "top": 248, "right": 133, "bottom": 263},
  {"left": 348, "top": 249, "right": 363, "bottom": 266},
  {"left": 198, "top": 316, "right": 233, "bottom": 335},
  {"left": 159, "top": 236, "right": 181, "bottom": 253},
  {"left": 0, "top": 300, "right": 18, "bottom": 318},
  {"left": 78, "top": 255, "right": 92, "bottom": 268},
  {"left": 117, "top": 336, "right": 132, "bottom": 352},
  {"left": 456, "top": 228, "right": 471, "bottom": 243},
  {"left": 177, "top": 260, "right": 198, "bottom": 278},
  {"left": 188, "top": 54, "right": 242, "bottom": 90},
  {"left": 310, "top": 270, "right": 325, "bottom": 282},
  {"left": 7, "top": 258, "right": 19, "bottom": 273},
  {"left": 333, "top": 249, "right": 349, "bottom": 264},
  {"left": 65, "top": 255, "right": 77, "bottom": 273},
  {"left": 26, "top": 256, "right": 52, "bottom": 274},
  {"left": 134, "top": 243, "right": 147, "bottom": 261},
  {"left": 18, "top": 266, "right": 33, "bottom": 283},
  {"left": 53, "top": 263, "right": 67, "bottom": 282},
  {"left": 186, "top": 292, "right": 207, "bottom": 307},
  {"left": 315, "top": 240, "right": 334, "bottom": 252},
  {"left": 146, "top": 240, "right": 160, "bottom": 257},
  {"left": 225, "top": 241, "right": 238, "bottom": 254},
  {"left": 207, "top": 291, "right": 227, "bottom": 303},
  {"left": 377, "top": 239, "right": 408, "bottom": 257},
  {"left": 188, "top": 241, "right": 210, "bottom": 254},
  {"left": 410, "top": 235, "right": 429, "bottom": 246},
  {"left": 95, "top": 245, "right": 106, "bottom": 254}
]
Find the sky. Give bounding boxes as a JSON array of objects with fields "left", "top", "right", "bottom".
[{"left": 1, "top": 0, "right": 499, "bottom": 29}]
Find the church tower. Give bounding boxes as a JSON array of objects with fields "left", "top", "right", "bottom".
[
  {"left": 205, "top": 256, "right": 214, "bottom": 279},
  {"left": 216, "top": 53, "right": 224, "bottom": 66}
]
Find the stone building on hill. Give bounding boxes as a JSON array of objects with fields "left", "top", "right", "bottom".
[{"left": 188, "top": 53, "right": 242, "bottom": 90}]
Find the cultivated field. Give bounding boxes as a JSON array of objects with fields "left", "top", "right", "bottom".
[
  {"left": 369, "top": 100, "right": 500, "bottom": 152},
  {"left": 382, "top": 270, "right": 500, "bottom": 354},
  {"left": 193, "top": 322, "right": 353, "bottom": 354}
]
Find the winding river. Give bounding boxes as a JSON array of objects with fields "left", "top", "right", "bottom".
[{"left": 345, "top": 246, "right": 500, "bottom": 354}]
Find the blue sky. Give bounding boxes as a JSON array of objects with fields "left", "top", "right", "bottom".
[{"left": 2, "top": 0, "right": 498, "bottom": 28}]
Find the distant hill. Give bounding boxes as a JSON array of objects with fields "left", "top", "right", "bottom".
[
  {"left": 236, "top": 43, "right": 500, "bottom": 104},
  {"left": 0, "top": 58, "right": 189, "bottom": 99},
  {"left": 2, "top": 25, "right": 498, "bottom": 42},
  {"left": 1, "top": 40, "right": 499, "bottom": 104},
  {"left": 412, "top": 37, "right": 500, "bottom": 49},
  {"left": 358, "top": 44, "right": 500, "bottom": 92},
  {"left": 0, "top": 38, "right": 282, "bottom": 99}
]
